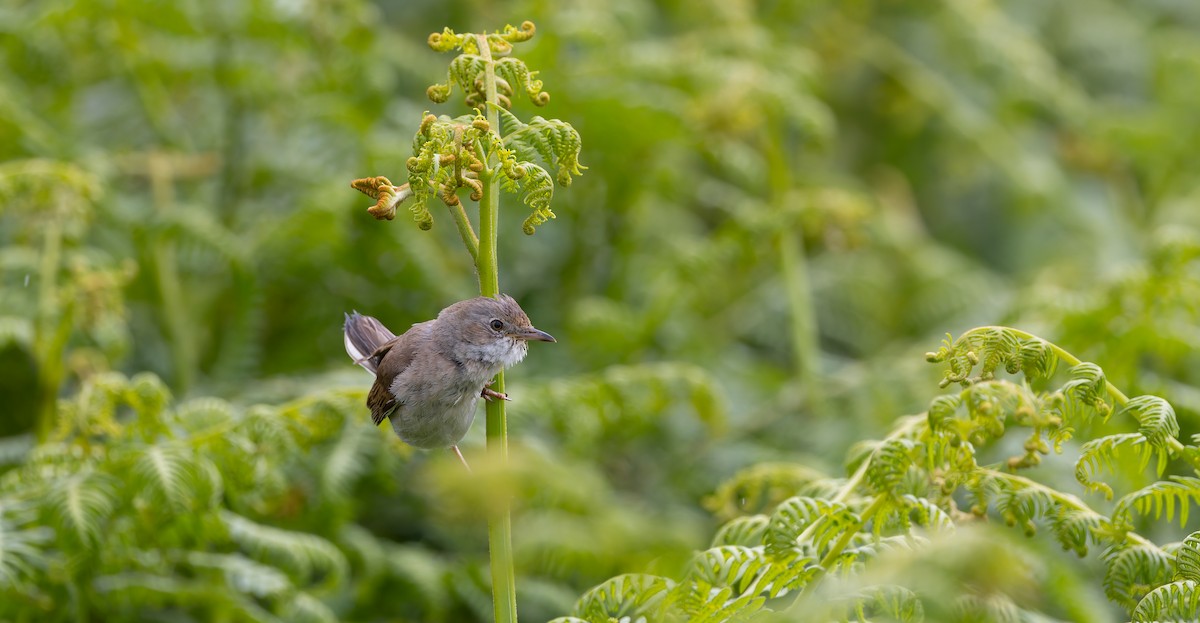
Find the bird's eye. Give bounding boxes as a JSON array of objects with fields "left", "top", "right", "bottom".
[{"left": 490, "top": 319, "right": 504, "bottom": 331}]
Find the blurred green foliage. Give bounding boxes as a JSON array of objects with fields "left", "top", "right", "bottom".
[{"left": 3, "top": 0, "right": 1200, "bottom": 621}]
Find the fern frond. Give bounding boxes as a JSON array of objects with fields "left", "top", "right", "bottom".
[
  {"left": 929, "top": 327, "right": 1021, "bottom": 385},
  {"left": 902, "top": 495, "right": 955, "bottom": 533},
  {"left": 494, "top": 57, "right": 550, "bottom": 106},
  {"left": 673, "top": 583, "right": 762, "bottom": 623},
  {"left": 446, "top": 54, "right": 486, "bottom": 99},
  {"left": 1104, "top": 544, "right": 1174, "bottom": 609},
  {"left": 131, "top": 443, "right": 190, "bottom": 511},
  {"left": 1061, "top": 362, "right": 1112, "bottom": 420},
  {"left": 704, "top": 462, "right": 831, "bottom": 522},
  {"left": 281, "top": 591, "right": 338, "bottom": 623},
  {"left": 172, "top": 397, "right": 236, "bottom": 436},
  {"left": 186, "top": 551, "right": 292, "bottom": 598},
  {"left": 973, "top": 327, "right": 1022, "bottom": 380},
  {"left": 1114, "top": 476, "right": 1200, "bottom": 528},
  {"left": 510, "top": 162, "right": 555, "bottom": 235},
  {"left": 686, "top": 545, "right": 769, "bottom": 596},
  {"left": 1176, "top": 531, "right": 1200, "bottom": 582},
  {"left": 321, "top": 419, "right": 375, "bottom": 501},
  {"left": 0, "top": 507, "right": 50, "bottom": 589},
  {"left": 1131, "top": 580, "right": 1200, "bottom": 622},
  {"left": 712, "top": 515, "right": 770, "bottom": 547},
  {"left": 827, "top": 584, "right": 925, "bottom": 623},
  {"left": 1049, "top": 508, "right": 1109, "bottom": 557},
  {"left": 765, "top": 496, "right": 859, "bottom": 558},
  {"left": 1075, "top": 433, "right": 1159, "bottom": 499},
  {"left": 221, "top": 511, "right": 348, "bottom": 588},
  {"left": 47, "top": 472, "right": 116, "bottom": 546},
  {"left": 382, "top": 543, "right": 450, "bottom": 612},
  {"left": 1122, "top": 395, "right": 1181, "bottom": 447},
  {"left": 845, "top": 534, "right": 931, "bottom": 563},
  {"left": 679, "top": 546, "right": 770, "bottom": 620},
  {"left": 127, "top": 372, "right": 172, "bottom": 425},
  {"left": 926, "top": 394, "right": 962, "bottom": 434},
  {"left": 1017, "top": 336, "right": 1058, "bottom": 381},
  {"left": 496, "top": 106, "right": 586, "bottom": 186},
  {"left": 573, "top": 574, "right": 676, "bottom": 621},
  {"left": 864, "top": 438, "right": 923, "bottom": 497}
]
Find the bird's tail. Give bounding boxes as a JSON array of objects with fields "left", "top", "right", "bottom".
[{"left": 343, "top": 311, "right": 396, "bottom": 375}]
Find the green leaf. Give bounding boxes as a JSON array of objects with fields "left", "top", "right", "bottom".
[
  {"left": 1132, "top": 579, "right": 1200, "bottom": 622},
  {"left": 221, "top": 511, "right": 348, "bottom": 589},
  {"left": 1122, "top": 395, "right": 1181, "bottom": 447},
  {"left": 47, "top": 472, "right": 115, "bottom": 547},
  {"left": 573, "top": 574, "right": 676, "bottom": 621}
]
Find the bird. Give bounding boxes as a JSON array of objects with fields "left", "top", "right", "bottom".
[{"left": 343, "top": 295, "right": 555, "bottom": 469}]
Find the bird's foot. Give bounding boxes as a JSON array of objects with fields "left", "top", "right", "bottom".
[
  {"left": 481, "top": 386, "right": 510, "bottom": 401},
  {"left": 481, "top": 379, "right": 510, "bottom": 401}
]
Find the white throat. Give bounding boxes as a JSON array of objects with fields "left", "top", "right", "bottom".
[{"left": 458, "top": 337, "right": 528, "bottom": 373}]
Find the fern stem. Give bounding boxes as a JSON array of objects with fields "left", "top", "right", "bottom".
[
  {"left": 148, "top": 156, "right": 195, "bottom": 394},
  {"left": 446, "top": 200, "right": 479, "bottom": 262},
  {"left": 785, "top": 494, "right": 888, "bottom": 613},
  {"left": 762, "top": 115, "right": 823, "bottom": 414},
  {"left": 477, "top": 33, "right": 519, "bottom": 623},
  {"left": 779, "top": 230, "right": 823, "bottom": 411},
  {"left": 34, "top": 217, "right": 65, "bottom": 441},
  {"left": 819, "top": 494, "right": 887, "bottom": 570}
]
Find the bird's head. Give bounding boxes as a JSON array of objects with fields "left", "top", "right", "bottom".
[{"left": 437, "top": 294, "right": 555, "bottom": 368}]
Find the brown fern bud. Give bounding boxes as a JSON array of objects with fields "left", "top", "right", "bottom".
[
  {"left": 472, "top": 118, "right": 490, "bottom": 132},
  {"left": 350, "top": 176, "right": 392, "bottom": 200},
  {"left": 462, "top": 176, "right": 482, "bottom": 201},
  {"left": 532, "top": 91, "right": 550, "bottom": 106},
  {"left": 441, "top": 182, "right": 460, "bottom": 206},
  {"left": 369, "top": 195, "right": 396, "bottom": 220}
]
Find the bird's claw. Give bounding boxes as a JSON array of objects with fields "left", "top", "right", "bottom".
[{"left": 481, "top": 387, "right": 510, "bottom": 401}]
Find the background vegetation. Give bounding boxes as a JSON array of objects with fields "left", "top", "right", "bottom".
[{"left": 3, "top": 0, "right": 1200, "bottom": 621}]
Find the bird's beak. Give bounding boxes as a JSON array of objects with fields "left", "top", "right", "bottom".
[{"left": 516, "top": 326, "right": 556, "bottom": 343}]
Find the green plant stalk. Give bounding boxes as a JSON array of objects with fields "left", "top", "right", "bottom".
[
  {"left": 148, "top": 159, "right": 195, "bottom": 394},
  {"left": 153, "top": 242, "right": 193, "bottom": 392},
  {"left": 779, "top": 231, "right": 821, "bottom": 407},
  {"left": 762, "top": 118, "right": 822, "bottom": 414},
  {"left": 476, "top": 33, "right": 518, "bottom": 623},
  {"left": 447, "top": 199, "right": 480, "bottom": 262},
  {"left": 34, "top": 218, "right": 66, "bottom": 441}
]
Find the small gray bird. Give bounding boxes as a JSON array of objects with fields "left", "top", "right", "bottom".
[{"left": 343, "top": 295, "right": 555, "bottom": 469}]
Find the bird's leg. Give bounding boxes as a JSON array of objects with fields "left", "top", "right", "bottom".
[
  {"left": 481, "top": 379, "right": 510, "bottom": 402},
  {"left": 450, "top": 445, "right": 472, "bottom": 472}
]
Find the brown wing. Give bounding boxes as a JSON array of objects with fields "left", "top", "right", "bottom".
[{"left": 365, "top": 322, "right": 430, "bottom": 426}]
